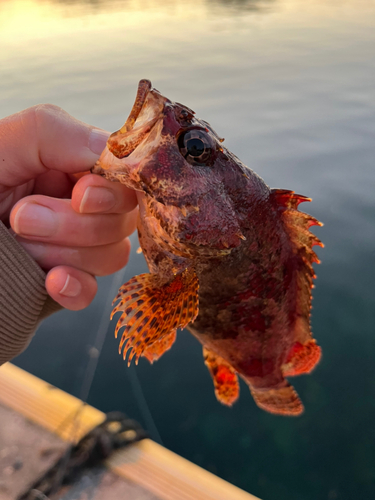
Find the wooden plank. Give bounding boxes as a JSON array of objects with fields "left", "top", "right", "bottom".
[
  {"left": 109, "top": 440, "right": 259, "bottom": 500},
  {"left": 0, "top": 363, "right": 104, "bottom": 442},
  {"left": 0, "top": 363, "right": 260, "bottom": 500}
]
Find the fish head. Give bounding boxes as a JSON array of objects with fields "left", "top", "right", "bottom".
[{"left": 93, "top": 80, "right": 265, "bottom": 257}]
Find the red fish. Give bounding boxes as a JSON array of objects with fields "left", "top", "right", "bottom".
[{"left": 92, "top": 79, "right": 323, "bottom": 416}]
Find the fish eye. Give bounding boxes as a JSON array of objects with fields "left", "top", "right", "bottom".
[{"left": 178, "top": 129, "right": 214, "bottom": 166}]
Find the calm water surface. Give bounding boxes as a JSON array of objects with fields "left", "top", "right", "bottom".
[{"left": 1, "top": 1, "right": 375, "bottom": 499}]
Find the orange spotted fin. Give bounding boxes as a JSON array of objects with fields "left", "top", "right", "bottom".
[
  {"left": 282, "top": 340, "right": 321, "bottom": 377},
  {"left": 142, "top": 330, "right": 177, "bottom": 364},
  {"left": 111, "top": 269, "right": 199, "bottom": 365},
  {"left": 203, "top": 347, "right": 240, "bottom": 406},
  {"left": 250, "top": 382, "right": 304, "bottom": 416}
]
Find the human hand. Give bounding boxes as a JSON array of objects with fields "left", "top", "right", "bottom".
[{"left": 0, "top": 104, "right": 138, "bottom": 310}]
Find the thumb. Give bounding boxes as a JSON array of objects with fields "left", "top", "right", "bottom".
[{"left": 0, "top": 104, "right": 109, "bottom": 190}]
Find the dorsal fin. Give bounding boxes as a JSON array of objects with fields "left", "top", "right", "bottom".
[{"left": 271, "top": 189, "right": 323, "bottom": 344}]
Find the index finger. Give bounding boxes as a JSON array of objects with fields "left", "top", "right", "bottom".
[
  {"left": 71, "top": 174, "right": 138, "bottom": 214},
  {"left": 0, "top": 104, "right": 109, "bottom": 191}
]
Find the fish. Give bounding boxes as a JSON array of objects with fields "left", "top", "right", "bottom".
[{"left": 92, "top": 79, "right": 323, "bottom": 416}]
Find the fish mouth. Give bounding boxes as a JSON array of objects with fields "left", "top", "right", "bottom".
[
  {"left": 119, "top": 79, "right": 152, "bottom": 134},
  {"left": 106, "top": 79, "right": 160, "bottom": 159},
  {"left": 107, "top": 80, "right": 165, "bottom": 159},
  {"left": 91, "top": 79, "right": 165, "bottom": 177}
]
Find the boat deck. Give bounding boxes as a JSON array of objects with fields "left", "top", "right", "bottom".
[
  {"left": 0, "top": 364, "right": 260, "bottom": 500},
  {"left": 0, "top": 403, "right": 157, "bottom": 500}
]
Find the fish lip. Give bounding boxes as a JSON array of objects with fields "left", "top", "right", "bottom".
[
  {"left": 91, "top": 80, "right": 164, "bottom": 178},
  {"left": 119, "top": 79, "right": 152, "bottom": 134},
  {"left": 105, "top": 80, "right": 166, "bottom": 160},
  {"left": 91, "top": 80, "right": 153, "bottom": 176}
]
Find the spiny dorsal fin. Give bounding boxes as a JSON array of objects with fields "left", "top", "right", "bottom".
[
  {"left": 271, "top": 189, "right": 323, "bottom": 253},
  {"left": 271, "top": 189, "right": 323, "bottom": 344}
]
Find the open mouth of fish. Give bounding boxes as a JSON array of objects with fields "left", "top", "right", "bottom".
[{"left": 91, "top": 79, "right": 165, "bottom": 183}]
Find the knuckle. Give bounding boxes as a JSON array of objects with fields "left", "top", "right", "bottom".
[
  {"left": 32, "top": 103, "right": 67, "bottom": 130},
  {"left": 96, "top": 241, "right": 130, "bottom": 276},
  {"left": 33, "top": 103, "right": 64, "bottom": 118}
]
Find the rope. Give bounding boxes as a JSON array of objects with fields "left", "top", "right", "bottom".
[{"left": 18, "top": 412, "right": 148, "bottom": 500}]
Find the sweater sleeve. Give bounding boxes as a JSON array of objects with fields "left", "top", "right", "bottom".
[{"left": 0, "top": 221, "right": 62, "bottom": 365}]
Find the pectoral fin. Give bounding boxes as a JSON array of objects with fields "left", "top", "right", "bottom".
[
  {"left": 250, "top": 382, "right": 303, "bottom": 416},
  {"left": 282, "top": 340, "right": 321, "bottom": 377},
  {"left": 111, "top": 269, "right": 199, "bottom": 365},
  {"left": 203, "top": 347, "right": 240, "bottom": 406},
  {"left": 142, "top": 330, "right": 177, "bottom": 364}
]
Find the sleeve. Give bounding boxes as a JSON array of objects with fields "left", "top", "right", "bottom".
[{"left": 0, "top": 221, "right": 62, "bottom": 366}]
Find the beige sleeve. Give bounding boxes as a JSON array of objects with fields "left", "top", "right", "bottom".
[{"left": 0, "top": 221, "right": 62, "bottom": 365}]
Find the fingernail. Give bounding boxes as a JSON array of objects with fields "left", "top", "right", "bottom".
[
  {"left": 14, "top": 203, "right": 57, "bottom": 237},
  {"left": 80, "top": 186, "right": 116, "bottom": 213},
  {"left": 88, "top": 128, "right": 110, "bottom": 155},
  {"left": 59, "top": 274, "right": 82, "bottom": 297}
]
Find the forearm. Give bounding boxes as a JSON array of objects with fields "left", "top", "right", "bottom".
[{"left": 0, "top": 221, "right": 61, "bottom": 365}]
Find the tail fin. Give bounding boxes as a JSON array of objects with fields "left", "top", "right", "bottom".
[{"left": 250, "top": 383, "right": 304, "bottom": 416}]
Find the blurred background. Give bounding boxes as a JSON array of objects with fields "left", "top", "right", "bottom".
[{"left": 1, "top": 0, "right": 375, "bottom": 499}]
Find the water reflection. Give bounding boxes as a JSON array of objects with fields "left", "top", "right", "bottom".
[
  {"left": 0, "top": 0, "right": 275, "bottom": 48},
  {"left": 1, "top": 0, "right": 277, "bottom": 22},
  {"left": 206, "top": 0, "right": 275, "bottom": 14},
  {"left": 49, "top": 0, "right": 276, "bottom": 15}
]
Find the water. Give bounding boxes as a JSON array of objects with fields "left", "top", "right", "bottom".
[{"left": 1, "top": 0, "right": 375, "bottom": 498}]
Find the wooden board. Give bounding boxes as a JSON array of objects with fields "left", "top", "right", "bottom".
[{"left": 0, "top": 363, "right": 260, "bottom": 500}]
